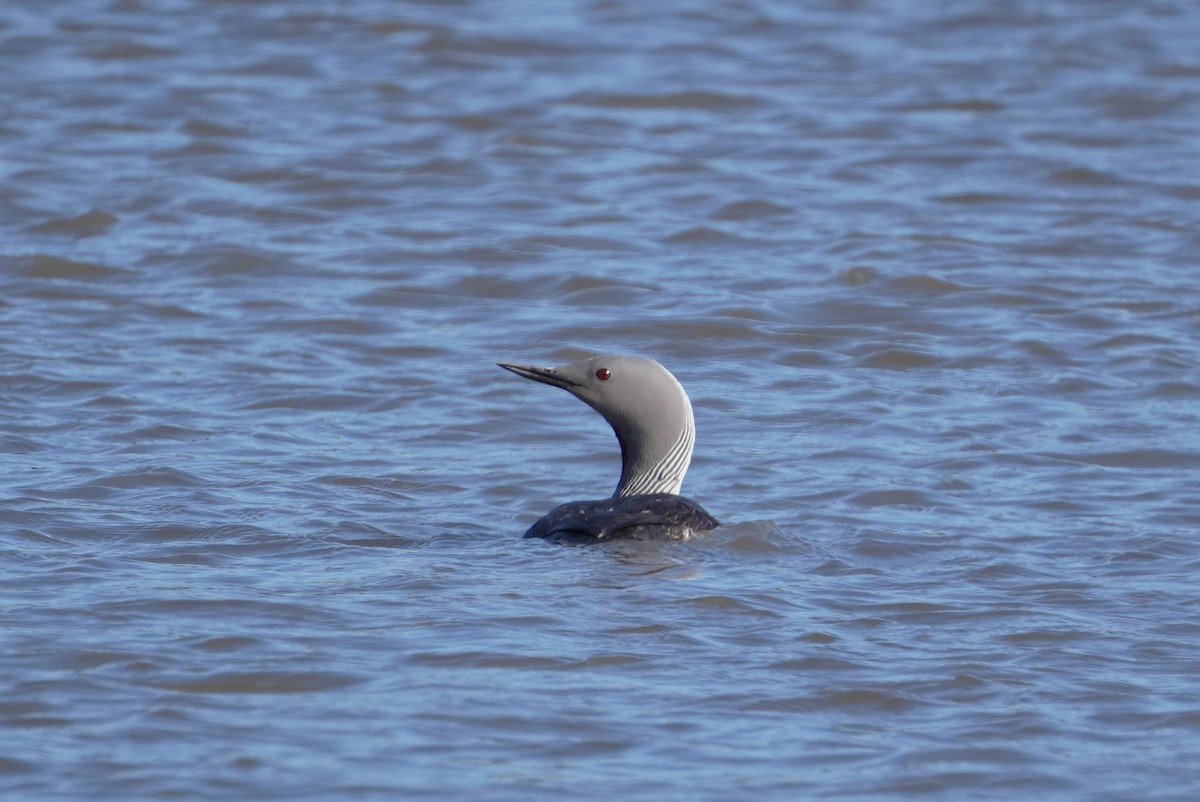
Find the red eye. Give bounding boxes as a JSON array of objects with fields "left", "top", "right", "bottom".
[{"left": 595, "top": 368, "right": 611, "bottom": 381}]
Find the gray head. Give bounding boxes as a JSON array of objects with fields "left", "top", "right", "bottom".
[{"left": 498, "top": 354, "right": 696, "bottom": 498}]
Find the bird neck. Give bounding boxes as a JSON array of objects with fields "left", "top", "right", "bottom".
[{"left": 613, "top": 410, "right": 695, "bottom": 497}]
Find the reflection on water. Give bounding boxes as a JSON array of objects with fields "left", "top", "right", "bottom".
[{"left": 3, "top": 0, "right": 1200, "bottom": 799}]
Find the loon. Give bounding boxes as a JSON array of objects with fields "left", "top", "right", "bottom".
[{"left": 498, "top": 354, "right": 719, "bottom": 542}]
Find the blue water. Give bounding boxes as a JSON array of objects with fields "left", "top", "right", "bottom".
[{"left": 3, "top": 1, "right": 1200, "bottom": 799}]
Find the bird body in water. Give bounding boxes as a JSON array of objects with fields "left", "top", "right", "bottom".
[{"left": 498, "top": 354, "right": 719, "bottom": 542}]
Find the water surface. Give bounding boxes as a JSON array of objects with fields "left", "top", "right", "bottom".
[{"left": 3, "top": 1, "right": 1200, "bottom": 799}]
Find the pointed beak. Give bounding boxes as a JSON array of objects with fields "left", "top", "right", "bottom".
[{"left": 498, "top": 362, "right": 581, "bottom": 391}]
